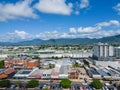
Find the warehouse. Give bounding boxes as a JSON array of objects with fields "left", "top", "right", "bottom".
[
  {"left": 87, "top": 69, "right": 101, "bottom": 79},
  {"left": 13, "top": 69, "right": 32, "bottom": 79}
]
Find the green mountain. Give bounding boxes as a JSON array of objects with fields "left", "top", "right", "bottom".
[{"left": 0, "top": 35, "right": 120, "bottom": 45}]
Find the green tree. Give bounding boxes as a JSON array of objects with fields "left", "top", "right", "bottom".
[
  {"left": 26, "top": 79, "right": 39, "bottom": 88},
  {"left": 0, "top": 60, "right": 4, "bottom": 68},
  {"left": 91, "top": 79, "right": 103, "bottom": 89},
  {"left": 49, "top": 64, "right": 55, "bottom": 69},
  {"left": 43, "top": 87, "right": 50, "bottom": 90},
  {"left": 33, "top": 56, "right": 40, "bottom": 59},
  {"left": 15, "top": 81, "right": 21, "bottom": 87},
  {"left": 83, "top": 60, "right": 89, "bottom": 66},
  {"left": 73, "top": 62, "right": 79, "bottom": 67},
  {"left": 60, "top": 79, "right": 71, "bottom": 88},
  {"left": 0, "top": 80, "right": 10, "bottom": 87}
]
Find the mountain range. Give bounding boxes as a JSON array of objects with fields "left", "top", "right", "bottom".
[{"left": 0, "top": 35, "right": 120, "bottom": 45}]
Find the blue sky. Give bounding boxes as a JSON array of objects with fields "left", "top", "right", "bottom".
[{"left": 0, "top": 0, "right": 120, "bottom": 42}]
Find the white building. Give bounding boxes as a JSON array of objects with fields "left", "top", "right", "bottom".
[
  {"left": 94, "top": 61, "right": 120, "bottom": 69},
  {"left": 93, "top": 42, "right": 114, "bottom": 58},
  {"left": 114, "top": 47, "right": 120, "bottom": 58}
]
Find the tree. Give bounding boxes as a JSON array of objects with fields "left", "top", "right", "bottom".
[
  {"left": 83, "top": 60, "right": 89, "bottom": 66},
  {"left": 73, "top": 62, "right": 79, "bottom": 67},
  {"left": 77, "top": 46, "right": 83, "bottom": 50},
  {"left": 49, "top": 64, "right": 55, "bottom": 69},
  {"left": 91, "top": 79, "right": 103, "bottom": 89},
  {"left": 26, "top": 79, "right": 39, "bottom": 88},
  {"left": 60, "top": 79, "right": 71, "bottom": 88},
  {"left": 0, "top": 60, "right": 4, "bottom": 68},
  {"left": 43, "top": 87, "right": 50, "bottom": 90},
  {"left": 0, "top": 80, "right": 10, "bottom": 87},
  {"left": 33, "top": 56, "right": 40, "bottom": 59},
  {"left": 15, "top": 81, "right": 21, "bottom": 87}
]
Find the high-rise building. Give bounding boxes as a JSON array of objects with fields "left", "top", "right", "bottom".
[
  {"left": 93, "top": 42, "right": 114, "bottom": 59},
  {"left": 114, "top": 47, "right": 120, "bottom": 58}
]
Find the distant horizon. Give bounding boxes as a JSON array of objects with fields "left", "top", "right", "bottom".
[
  {"left": 0, "top": 0, "right": 120, "bottom": 42},
  {"left": 0, "top": 34, "right": 119, "bottom": 45},
  {"left": 0, "top": 31, "right": 119, "bottom": 43}
]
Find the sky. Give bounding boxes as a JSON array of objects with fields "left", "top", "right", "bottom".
[{"left": 0, "top": 0, "right": 120, "bottom": 42}]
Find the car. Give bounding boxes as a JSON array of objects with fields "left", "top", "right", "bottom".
[
  {"left": 37, "top": 85, "right": 43, "bottom": 90},
  {"left": 102, "top": 87, "right": 105, "bottom": 90},
  {"left": 88, "top": 86, "right": 93, "bottom": 90},
  {"left": 104, "top": 86, "right": 109, "bottom": 90},
  {"left": 80, "top": 86, "right": 83, "bottom": 90},
  {"left": 15, "top": 87, "right": 19, "bottom": 90},
  {"left": 10, "top": 84, "right": 16, "bottom": 89}
]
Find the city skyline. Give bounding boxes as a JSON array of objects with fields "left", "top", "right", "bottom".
[{"left": 0, "top": 0, "right": 120, "bottom": 42}]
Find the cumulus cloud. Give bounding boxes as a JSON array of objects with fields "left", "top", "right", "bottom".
[
  {"left": 86, "top": 30, "right": 120, "bottom": 38},
  {"left": 34, "top": 0, "right": 73, "bottom": 15},
  {"left": 0, "top": 30, "right": 33, "bottom": 42},
  {"left": 96, "top": 20, "right": 120, "bottom": 28},
  {"left": 14, "top": 30, "right": 32, "bottom": 39},
  {"left": 80, "top": 0, "right": 89, "bottom": 9},
  {"left": 0, "top": 20, "right": 120, "bottom": 42},
  {"left": 113, "top": 3, "right": 120, "bottom": 15},
  {"left": 69, "top": 28, "right": 77, "bottom": 34},
  {"left": 35, "top": 31, "right": 61, "bottom": 40},
  {"left": 0, "top": 0, "right": 36, "bottom": 21},
  {"left": 69, "top": 20, "right": 120, "bottom": 34},
  {"left": 69, "top": 20, "right": 120, "bottom": 38},
  {"left": 78, "top": 27, "right": 98, "bottom": 33},
  {"left": 0, "top": 0, "right": 92, "bottom": 21}
]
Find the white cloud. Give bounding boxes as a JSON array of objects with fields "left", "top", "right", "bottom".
[
  {"left": 80, "top": 0, "right": 89, "bottom": 9},
  {"left": 77, "top": 27, "right": 98, "bottom": 33},
  {"left": 113, "top": 3, "right": 120, "bottom": 15},
  {"left": 0, "top": 30, "right": 34, "bottom": 42},
  {"left": 87, "top": 30, "right": 120, "bottom": 38},
  {"left": 34, "top": 0, "right": 73, "bottom": 15},
  {"left": 14, "top": 30, "right": 32, "bottom": 39},
  {"left": 70, "top": 26, "right": 98, "bottom": 34},
  {"left": 0, "top": 0, "right": 92, "bottom": 21},
  {"left": 69, "top": 20, "right": 120, "bottom": 34},
  {"left": 0, "top": 0, "right": 36, "bottom": 21},
  {"left": 69, "top": 28, "right": 77, "bottom": 34},
  {"left": 35, "top": 31, "right": 61, "bottom": 40},
  {"left": 69, "top": 20, "right": 120, "bottom": 38},
  {"left": 96, "top": 20, "right": 120, "bottom": 28},
  {"left": 0, "top": 20, "right": 120, "bottom": 42}
]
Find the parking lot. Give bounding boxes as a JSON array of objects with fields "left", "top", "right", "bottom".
[
  {"left": 3, "top": 80, "right": 119, "bottom": 90},
  {"left": 36, "top": 82, "right": 63, "bottom": 90},
  {"left": 36, "top": 82, "right": 90, "bottom": 90}
]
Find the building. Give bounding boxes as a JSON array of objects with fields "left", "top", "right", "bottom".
[
  {"left": 84, "top": 66, "right": 101, "bottom": 79},
  {"left": 59, "top": 65, "right": 69, "bottom": 79},
  {"left": 13, "top": 69, "right": 33, "bottom": 79},
  {"left": 42, "top": 69, "right": 52, "bottom": 79},
  {"left": 114, "top": 47, "right": 120, "bottom": 58},
  {"left": 93, "top": 42, "right": 114, "bottom": 59},
  {"left": 27, "top": 60, "right": 39, "bottom": 68},
  {"left": 94, "top": 61, "right": 120, "bottom": 69},
  {"left": 51, "top": 70, "right": 59, "bottom": 80},
  {"left": 28, "top": 68, "right": 44, "bottom": 79},
  {"left": 68, "top": 69, "right": 78, "bottom": 79},
  {"left": 0, "top": 68, "right": 15, "bottom": 79},
  {"left": 4, "top": 59, "right": 39, "bottom": 69}
]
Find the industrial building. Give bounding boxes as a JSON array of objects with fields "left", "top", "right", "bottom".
[
  {"left": 114, "top": 47, "right": 120, "bottom": 58},
  {"left": 93, "top": 42, "right": 114, "bottom": 59}
]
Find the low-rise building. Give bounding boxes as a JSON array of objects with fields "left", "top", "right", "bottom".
[
  {"left": 0, "top": 68, "right": 15, "bottom": 79},
  {"left": 4, "top": 59, "right": 39, "bottom": 69},
  {"left": 68, "top": 69, "right": 78, "bottom": 79},
  {"left": 13, "top": 69, "right": 33, "bottom": 79},
  {"left": 114, "top": 47, "right": 120, "bottom": 58}
]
